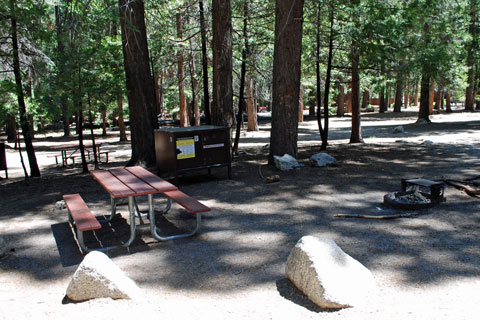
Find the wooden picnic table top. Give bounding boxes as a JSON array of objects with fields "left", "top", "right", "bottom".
[
  {"left": 51, "top": 142, "right": 102, "bottom": 150},
  {"left": 91, "top": 166, "right": 178, "bottom": 198}
]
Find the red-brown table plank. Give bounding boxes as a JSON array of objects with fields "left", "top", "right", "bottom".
[
  {"left": 91, "top": 170, "right": 135, "bottom": 198},
  {"left": 163, "top": 190, "right": 211, "bottom": 214},
  {"left": 63, "top": 194, "right": 101, "bottom": 231},
  {"left": 125, "top": 166, "right": 178, "bottom": 192},
  {"left": 109, "top": 168, "right": 157, "bottom": 196}
]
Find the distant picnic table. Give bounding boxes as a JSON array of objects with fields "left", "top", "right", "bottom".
[{"left": 51, "top": 142, "right": 113, "bottom": 166}]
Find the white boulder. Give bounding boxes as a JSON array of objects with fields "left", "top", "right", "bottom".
[
  {"left": 66, "top": 251, "right": 141, "bottom": 301},
  {"left": 310, "top": 153, "right": 337, "bottom": 167},
  {"left": 273, "top": 154, "right": 301, "bottom": 171},
  {"left": 285, "top": 235, "right": 375, "bottom": 309}
]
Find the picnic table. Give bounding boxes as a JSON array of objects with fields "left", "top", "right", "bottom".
[
  {"left": 51, "top": 142, "right": 103, "bottom": 167},
  {"left": 63, "top": 166, "right": 210, "bottom": 253}
]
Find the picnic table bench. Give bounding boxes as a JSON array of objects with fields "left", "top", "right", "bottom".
[{"left": 64, "top": 166, "right": 210, "bottom": 253}]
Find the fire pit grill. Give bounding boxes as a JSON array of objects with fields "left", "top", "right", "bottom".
[{"left": 383, "top": 178, "right": 446, "bottom": 210}]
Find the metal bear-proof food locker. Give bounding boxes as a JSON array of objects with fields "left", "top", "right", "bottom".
[{"left": 154, "top": 126, "right": 231, "bottom": 180}]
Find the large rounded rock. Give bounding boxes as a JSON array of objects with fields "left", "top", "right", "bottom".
[
  {"left": 66, "top": 251, "right": 141, "bottom": 301},
  {"left": 285, "top": 235, "right": 375, "bottom": 309},
  {"left": 309, "top": 153, "right": 337, "bottom": 167},
  {"left": 273, "top": 154, "right": 301, "bottom": 171}
]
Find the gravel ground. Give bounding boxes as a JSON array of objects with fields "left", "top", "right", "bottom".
[{"left": 1, "top": 106, "right": 480, "bottom": 319}]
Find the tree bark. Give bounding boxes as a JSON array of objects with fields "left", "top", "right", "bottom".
[
  {"left": 350, "top": 0, "right": 362, "bottom": 144},
  {"left": 176, "top": 13, "right": 189, "bottom": 127},
  {"left": 298, "top": 85, "right": 304, "bottom": 122},
  {"left": 445, "top": 89, "right": 452, "bottom": 113},
  {"left": 319, "top": 3, "right": 333, "bottom": 150},
  {"left": 246, "top": 77, "right": 258, "bottom": 131},
  {"left": 394, "top": 74, "right": 403, "bottom": 112},
  {"left": 413, "top": 78, "right": 419, "bottom": 106},
  {"left": 10, "top": 0, "right": 40, "bottom": 177},
  {"left": 361, "top": 90, "right": 369, "bottom": 109},
  {"left": 199, "top": 0, "right": 211, "bottom": 124},
  {"left": 189, "top": 39, "right": 200, "bottom": 126},
  {"left": 379, "top": 86, "right": 386, "bottom": 113},
  {"left": 232, "top": 0, "right": 249, "bottom": 154},
  {"left": 428, "top": 81, "right": 434, "bottom": 115},
  {"left": 417, "top": 73, "right": 431, "bottom": 123},
  {"left": 117, "top": 91, "right": 127, "bottom": 141},
  {"left": 465, "top": 0, "right": 477, "bottom": 111},
  {"left": 212, "top": 0, "right": 234, "bottom": 128},
  {"left": 404, "top": 79, "right": 410, "bottom": 108},
  {"left": 119, "top": 0, "right": 157, "bottom": 166},
  {"left": 269, "top": 0, "right": 304, "bottom": 163},
  {"left": 6, "top": 114, "right": 17, "bottom": 142},
  {"left": 55, "top": 5, "right": 71, "bottom": 137},
  {"left": 336, "top": 81, "right": 345, "bottom": 116}
]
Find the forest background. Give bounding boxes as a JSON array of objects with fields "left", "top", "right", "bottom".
[{"left": 0, "top": 0, "right": 479, "bottom": 177}]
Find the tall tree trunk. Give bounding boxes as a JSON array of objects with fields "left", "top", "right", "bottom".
[
  {"left": 394, "top": 74, "right": 403, "bottom": 112},
  {"left": 88, "top": 95, "right": 99, "bottom": 169},
  {"left": 154, "top": 71, "right": 162, "bottom": 115},
  {"left": 212, "top": 0, "right": 234, "bottom": 128},
  {"left": 379, "top": 86, "right": 386, "bottom": 113},
  {"left": 117, "top": 91, "right": 127, "bottom": 141},
  {"left": 349, "top": 0, "right": 362, "bottom": 144},
  {"left": 413, "top": 78, "right": 419, "bottom": 106},
  {"left": 199, "top": 0, "right": 211, "bottom": 125},
  {"left": 435, "top": 86, "right": 443, "bottom": 112},
  {"left": 298, "top": 85, "right": 304, "bottom": 122},
  {"left": 6, "top": 114, "right": 17, "bottom": 142},
  {"left": 417, "top": 74, "right": 431, "bottom": 123},
  {"left": 188, "top": 40, "right": 200, "bottom": 126},
  {"left": 102, "top": 110, "right": 107, "bottom": 136},
  {"left": 10, "top": 0, "right": 40, "bottom": 177},
  {"left": 55, "top": 5, "right": 70, "bottom": 137},
  {"left": 269, "top": 0, "right": 304, "bottom": 163},
  {"left": 246, "top": 77, "right": 258, "bottom": 131},
  {"left": 119, "top": 0, "right": 157, "bottom": 166},
  {"left": 445, "top": 89, "right": 452, "bottom": 113},
  {"left": 465, "top": 0, "right": 477, "bottom": 111},
  {"left": 336, "top": 81, "right": 345, "bottom": 116},
  {"left": 319, "top": 2, "right": 334, "bottom": 150},
  {"left": 176, "top": 13, "right": 189, "bottom": 127},
  {"left": 428, "top": 81, "right": 434, "bottom": 115},
  {"left": 404, "top": 79, "right": 410, "bottom": 108},
  {"left": 233, "top": 0, "right": 249, "bottom": 154},
  {"left": 361, "top": 90, "right": 369, "bottom": 109},
  {"left": 268, "top": 0, "right": 304, "bottom": 164}
]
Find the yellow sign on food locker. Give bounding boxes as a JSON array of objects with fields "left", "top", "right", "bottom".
[{"left": 176, "top": 138, "right": 195, "bottom": 159}]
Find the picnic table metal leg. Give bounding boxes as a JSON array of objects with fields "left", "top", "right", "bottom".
[
  {"left": 148, "top": 194, "right": 202, "bottom": 241},
  {"left": 123, "top": 196, "right": 137, "bottom": 247}
]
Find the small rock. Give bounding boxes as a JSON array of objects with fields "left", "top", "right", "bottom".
[
  {"left": 310, "top": 153, "right": 337, "bottom": 167},
  {"left": 395, "top": 140, "right": 408, "bottom": 143},
  {"left": 421, "top": 140, "right": 434, "bottom": 145},
  {"left": 265, "top": 175, "right": 280, "bottom": 183},
  {"left": 392, "top": 126, "right": 405, "bottom": 134},
  {"left": 66, "top": 251, "right": 141, "bottom": 301},
  {"left": 273, "top": 154, "right": 301, "bottom": 171},
  {"left": 54, "top": 200, "right": 67, "bottom": 212},
  {"left": 285, "top": 235, "right": 375, "bottom": 309}
]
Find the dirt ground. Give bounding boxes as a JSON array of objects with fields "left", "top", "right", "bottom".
[{"left": 1, "top": 106, "right": 480, "bottom": 319}]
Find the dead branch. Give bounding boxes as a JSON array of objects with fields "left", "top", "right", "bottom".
[
  {"left": 334, "top": 212, "right": 419, "bottom": 219},
  {"left": 443, "top": 179, "right": 480, "bottom": 198}
]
